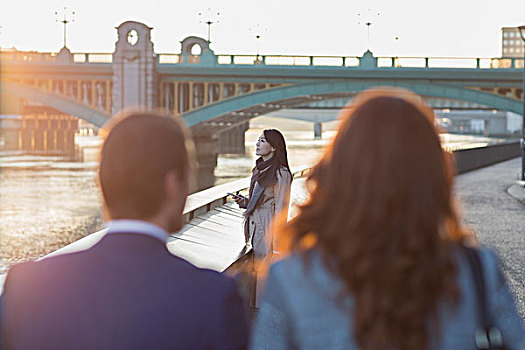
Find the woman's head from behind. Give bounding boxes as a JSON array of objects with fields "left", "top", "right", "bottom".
[
  {"left": 319, "top": 88, "right": 452, "bottom": 240},
  {"left": 287, "top": 88, "right": 467, "bottom": 350}
]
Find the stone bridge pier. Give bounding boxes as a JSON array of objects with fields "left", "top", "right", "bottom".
[
  {"left": 217, "top": 122, "right": 249, "bottom": 154},
  {"left": 191, "top": 131, "right": 218, "bottom": 191},
  {"left": 0, "top": 113, "right": 78, "bottom": 155}
]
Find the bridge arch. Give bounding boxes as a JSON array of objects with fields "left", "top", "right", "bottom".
[
  {"left": 2, "top": 81, "right": 109, "bottom": 127},
  {"left": 183, "top": 81, "right": 523, "bottom": 127}
]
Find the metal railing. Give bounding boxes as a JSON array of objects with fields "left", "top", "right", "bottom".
[
  {"left": 0, "top": 51, "right": 57, "bottom": 62},
  {"left": 183, "top": 165, "right": 311, "bottom": 223},
  {"left": 156, "top": 53, "right": 524, "bottom": 70},
  {"left": 0, "top": 51, "right": 113, "bottom": 64},
  {"left": 2, "top": 49, "right": 523, "bottom": 69},
  {"left": 73, "top": 53, "right": 113, "bottom": 63}
]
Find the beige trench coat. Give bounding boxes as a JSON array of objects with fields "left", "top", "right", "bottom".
[{"left": 245, "top": 166, "right": 292, "bottom": 264}]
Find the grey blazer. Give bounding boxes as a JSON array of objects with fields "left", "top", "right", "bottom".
[{"left": 251, "top": 247, "right": 525, "bottom": 350}]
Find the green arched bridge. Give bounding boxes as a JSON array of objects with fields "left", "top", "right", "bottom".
[{"left": 1, "top": 20, "right": 523, "bottom": 135}]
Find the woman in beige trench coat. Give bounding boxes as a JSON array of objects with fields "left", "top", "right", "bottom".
[{"left": 235, "top": 129, "right": 292, "bottom": 299}]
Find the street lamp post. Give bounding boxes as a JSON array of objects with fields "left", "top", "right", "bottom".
[
  {"left": 357, "top": 10, "right": 380, "bottom": 51},
  {"left": 518, "top": 25, "right": 525, "bottom": 183},
  {"left": 249, "top": 25, "right": 267, "bottom": 62},
  {"left": 198, "top": 8, "right": 220, "bottom": 44},
  {"left": 55, "top": 7, "right": 75, "bottom": 49}
]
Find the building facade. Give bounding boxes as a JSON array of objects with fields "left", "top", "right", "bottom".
[{"left": 502, "top": 27, "right": 524, "bottom": 58}]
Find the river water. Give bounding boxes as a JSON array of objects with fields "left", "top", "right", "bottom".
[{"left": 0, "top": 116, "right": 506, "bottom": 273}]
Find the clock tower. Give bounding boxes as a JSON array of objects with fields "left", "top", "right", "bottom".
[{"left": 112, "top": 21, "right": 157, "bottom": 114}]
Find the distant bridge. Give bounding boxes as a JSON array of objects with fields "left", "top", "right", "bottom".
[
  {"left": 1, "top": 20, "right": 523, "bottom": 188},
  {"left": 1, "top": 21, "right": 523, "bottom": 131}
]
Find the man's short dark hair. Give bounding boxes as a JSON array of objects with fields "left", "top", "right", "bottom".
[{"left": 99, "top": 111, "right": 192, "bottom": 220}]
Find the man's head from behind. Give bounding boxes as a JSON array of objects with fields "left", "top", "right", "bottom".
[{"left": 99, "top": 111, "right": 193, "bottom": 232}]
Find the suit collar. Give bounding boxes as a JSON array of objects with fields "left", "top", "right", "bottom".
[{"left": 104, "top": 220, "right": 169, "bottom": 244}]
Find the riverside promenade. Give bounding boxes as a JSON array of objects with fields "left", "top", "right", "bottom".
[
  {"left": 0, "top": 158, "right": 523, "bottom": 317},
  {"left": 453, "top": 157, "right": 525, "bottom": 317}
]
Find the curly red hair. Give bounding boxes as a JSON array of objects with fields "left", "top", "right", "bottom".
[{"left": 281, "top": 88, "right": 469, "bottom": 350}]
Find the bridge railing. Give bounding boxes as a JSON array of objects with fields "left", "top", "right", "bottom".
[
  {"left": 158, "top": 54, "right": 181, "bottom": 64},
  {"left": 378, "top": 57, "right": 525, "bottom": 69},
  {"left": 156, "top": 53, "right": 524, "bottom": 69},
  {"left": 3, "top": 49, "right": 523, "bottom": 69},
  {"left": 73, "top": 53, "right": 113, "bottom": 63},
  {"left": 0, "top": 50, "right": 113, "bottom": 64},
  {"left": 0, "top": 50, "right": 58, "bottom": 62}
]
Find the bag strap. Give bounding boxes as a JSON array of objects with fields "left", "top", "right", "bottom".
[
  {"left": 462, "top": 245, "right": 506, "bottom": 350},
  {"left": 463, "top": 246, "right": 489, "bottom": 327}
]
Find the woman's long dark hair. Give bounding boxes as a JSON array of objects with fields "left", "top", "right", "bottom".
[
  {"left": 281, "top": 88, "right": 469, "bottom": 350},
  {"left": 252, "top": 129, "right": 291, "bottom": 189},
  {"left": 263, "top": 129, "right": 291, "bottom": 174}
]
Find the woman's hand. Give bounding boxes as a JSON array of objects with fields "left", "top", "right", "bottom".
[
  {"left": 231, "top": 194, "right": 247, "bottom": 208},
  {"left": 234, "top": 196, "right": 246, "bottom": 206},
  {"left": 228, "top": 192, "right": 247, "bottom": 207}
]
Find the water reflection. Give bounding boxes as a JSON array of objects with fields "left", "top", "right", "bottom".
[{"left": 0, "top": 164, "right": 103, "bottom": 273}]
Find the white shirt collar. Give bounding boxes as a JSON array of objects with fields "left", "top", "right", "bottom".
[{"left": 103, "top": 220, "right": 169, "bottom": 244}]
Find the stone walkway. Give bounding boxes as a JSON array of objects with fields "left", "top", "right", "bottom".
[{"left": 454, "top": 157, "right": 525, "bottom": 317}]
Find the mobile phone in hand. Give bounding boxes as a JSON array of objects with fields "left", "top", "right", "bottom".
[{"left": 227, "top": 192, "right": 245, "bottom": 200}]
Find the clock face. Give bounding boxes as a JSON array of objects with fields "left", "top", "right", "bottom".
[{"left": 127, "top": 30, "right": 139, "bottom": 46}]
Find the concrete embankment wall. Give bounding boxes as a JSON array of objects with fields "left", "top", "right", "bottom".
[{"left": 453, "top": 141, "right": 521, "bottom": 174}]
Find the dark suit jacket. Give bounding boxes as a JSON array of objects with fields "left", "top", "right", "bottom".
[{"left": 0, "top": 233, "right": 249, "bottom": 350}]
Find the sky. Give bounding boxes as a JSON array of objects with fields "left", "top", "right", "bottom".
[{"left": 1, "top": 0, "right": 524, "bottom": 58}]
